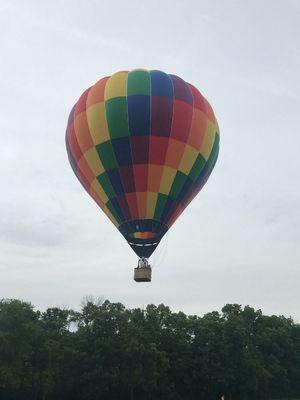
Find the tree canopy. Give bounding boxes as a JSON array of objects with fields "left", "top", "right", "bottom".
[{"left": 0, "top": 298, "right": 299, "bottom": 400}]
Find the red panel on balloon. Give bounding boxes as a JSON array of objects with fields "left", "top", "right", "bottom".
[
  {"left": 126, "top": 192, "right": 139, "bottom": 220},
  {"left": 131, "top": 136, "right": 149, "bottom": 164},
  {"left": 149, "top": 136, "right": 169, "bottom": 165},
  {"left": 119, "top": 165, "right": 136, "bottom": 193},
  {"left": 188, "top": 84, "right": 206, "bottom": 113},
  {"left": 74, "top": 88, "right": 90, "bottom": 117},
  {"left": 170, "top": 100, "right": 193, "bottom": 143},
  {"left": 133, "top": 164, "right": 148, "bottom": 192},
  {"left": 117, "top": 195, "right": 131, "bottom": 220},
  {"left": 77, "top": 156, "right": 95, "bottom": 184},
  {"left": 67, "top": 124, "right": 83, "bottom": 162}
]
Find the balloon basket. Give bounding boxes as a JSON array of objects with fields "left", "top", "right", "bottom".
[{"left": 134, "top": 266, "right": 152, "bottom": 282}]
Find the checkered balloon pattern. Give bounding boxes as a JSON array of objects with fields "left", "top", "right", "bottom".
[{"left": 66, "top": 69, "right": 219, "bottom": 258}]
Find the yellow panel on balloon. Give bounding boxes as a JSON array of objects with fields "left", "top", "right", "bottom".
[
  {"left": 145, "top": 192, "right": 158, "bottom": 219},
  {"left": 178, "top": 145, "right": 199, "bottom": 175},
  {"left": 103, "top": 205, "right": 119, "bottom": 227},
  {"left": 84, "top": 147, "right": 105, "bottom": 176},
  {"left": 90, "top": 186, "right": 104, "bottom": 209},
  {"left": 104, "top": 72, "right": 128, "bottom": 100},
  {"left": 159, "top": 166, "right": 177, "bottom": 195},
  {"left": 91, "top": 179, "right": 109, "bottom": 204},
  {"left": 86, "top": 103, "right": 110, "bottom": 145},
  {"left": 200, "top": 121, "right": 216, "bottom": 161}
]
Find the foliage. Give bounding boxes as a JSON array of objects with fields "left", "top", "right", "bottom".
[{"left": 0, "top": 299, "right": 299, "bottom": 400}]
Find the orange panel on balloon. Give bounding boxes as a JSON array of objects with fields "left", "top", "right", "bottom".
[
  {"left": 134, "top": 231, "right": 156, "bottom": 239},
  {"left": 86, "top": 77, "right": 109, "bottom": 108},
  {"left": 74, "top": 113, "right": 94, "bottom": 153},
  {"left": 76, "top": 167, "right": 90, "bottom": 192},
  {"left": 77, "top": 156, "right": 95, "bottom": 185},
  {"left": 90, "top": 187, "right": 105, "bottom": 209},
  {"left": 147, "top": 164, "right": 164, "bottom": 192},
  {"left": 165, "top": 139, "right": 186, "bottom": 169},
  {"left": 188, "top": 109, "right": 207, "bottom": 151},
  {"left": 204, "top": 98, "right": 217, "bottom": 123}
]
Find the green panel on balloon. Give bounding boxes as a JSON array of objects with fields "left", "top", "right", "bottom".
[
  {"left": 97, "top": 173, "right": 116, "bottom": 199},
  {"left": 105, "top": 97, "right": 130, "bottom": 139},
  {"left": 169, "top": 171, "right": 187, "bottom": 199},
  {"left": 189, "top": 154, "right": 206, "bottom": 182},
  {"left": 128, "top": 70, "right": 151, "bottom": 96},
  {"left": 106, "top": 200, "right": 122, "bottom": 224},
  {"left": 96, "top": 141, "right": 118, "bottom": 170},
  {"left": 206, "top": 133, "right": 219, "bottom": 170},
  {"left": 154, "top": 193, "right": 168, "bottom": 220}
]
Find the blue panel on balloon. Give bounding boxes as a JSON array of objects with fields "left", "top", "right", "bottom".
[
  {"left": 161, "top": 197, "right": 175, "bottom": 222},
  {"left": 178, "top": 178, "right": 193, "bottom": 203},
  {"left": 107, "top": 168, "right": 124, "bottom": 196},
  {"left": 150, "top": 70, "right": 174, "bottom": 98},
  {"left": 112, "top": 137, "right": 132, "bottom": 166},
  {"left": 110, "top": 197, "right": 125, "bottom": 220},
  {"left": 128, "top": 95, "right": 150, "bottom": 136}
]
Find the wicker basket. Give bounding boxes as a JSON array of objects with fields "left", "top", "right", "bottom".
[{"left": 134, "top": 266, "right": 152, "bottom": 282}]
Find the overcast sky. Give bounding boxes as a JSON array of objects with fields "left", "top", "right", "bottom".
[{"left": 1, "top": 0, "right": 299, "bottom": 320}]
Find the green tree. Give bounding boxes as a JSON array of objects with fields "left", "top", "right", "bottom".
[{"left": 1, "top": 299, "right": 300, "bottom": 400}]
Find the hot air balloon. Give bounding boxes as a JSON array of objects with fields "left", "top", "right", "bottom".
[{"left": 66, "top": 69, "right": 219, "bottom": 281}]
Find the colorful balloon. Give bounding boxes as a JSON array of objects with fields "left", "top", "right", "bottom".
[{"left": 66, "top": 69, "right": 219, "bottom": 258}]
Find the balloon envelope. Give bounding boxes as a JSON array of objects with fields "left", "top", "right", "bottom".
[{"left": 66, "top": 69, "right": 219, "bottom": 258}]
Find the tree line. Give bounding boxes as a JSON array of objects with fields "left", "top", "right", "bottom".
[{"left": 0, "top": 298, "right": 299, "bottom": 400}]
